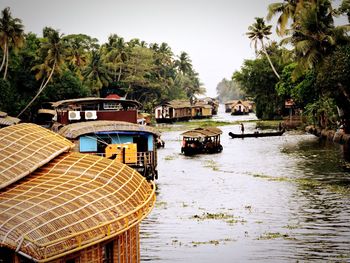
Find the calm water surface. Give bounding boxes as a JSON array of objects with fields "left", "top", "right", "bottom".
[{"left": 140, "top": 108, "right": 350, "bottom": 262}]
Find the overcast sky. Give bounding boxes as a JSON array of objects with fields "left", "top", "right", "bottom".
[{"left": 1, "top": 0, "right": 282, "bottom": 97}]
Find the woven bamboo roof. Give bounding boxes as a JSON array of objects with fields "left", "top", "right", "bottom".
[
  {"left": 0, "top": 123, "right": 74, "bottom": 190},
  {"left": 0, "top": 151, "right": 156, "bottom": 262},
  {"left": 51, "top": 97, "right": 141, "bottom": 109},
  {"left": 0, "top": 111, "right": 20, "bottom": 126},
  {"left": 57, "top": 120, "right": 161, "bottom": 139},
  {"left": 181, "top": 127, "right": 222, "bottom": 138}
]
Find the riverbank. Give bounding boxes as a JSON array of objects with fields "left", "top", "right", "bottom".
[{"left": 305, "top": 125, "right": 350, "bottom": 145}]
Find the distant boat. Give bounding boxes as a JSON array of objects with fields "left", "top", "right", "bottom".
[
  {"left": 228, "top": 129, "right": 285, "bottom": 139},
  {"left": 181, "top": 127, "right": 223, "bottom": 156}
]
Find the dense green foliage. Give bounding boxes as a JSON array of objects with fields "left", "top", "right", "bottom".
[
  {"left": 0, "top": 8, "right": 204, "bottom": 120},
  {"left": 216, "top": 78, "right": 244, "bottom": 103},
  {"left": 232, "top": 0, "right": 350, "bottom": 131}
]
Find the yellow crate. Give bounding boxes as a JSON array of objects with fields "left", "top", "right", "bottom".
[{"left": 105, "top": 143, "right": 137, "bottom": 164}]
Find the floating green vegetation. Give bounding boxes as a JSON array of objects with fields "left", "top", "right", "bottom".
[
  {"left": 326, "top": 184, "right": 350, "bottom": 195},
  {"left": 257, "top": 232, "right": 290, "bottom": 240},
  {"left": 155, "top": 201, "right": 167, "bottom": 209},
  {"left": 283, "top": 224, "right": 300, "bottom": 230},
  {"left": 164, "top": 153, "right": 178, "bottom": 161},
  {"left": 191, "top": 238, "right": 235, "bottom": 247},
  {"left": 156, "top": 120, "right": 233, "bottom": 132},
  {"left": 203, "top": 160, "right": 220, "bottom": 171},
  {"left": 190, "top": 212, "right": 246, "bottom": 225},
  {"left": 252, "top": 173, "right": 350, "bottom": 195}
]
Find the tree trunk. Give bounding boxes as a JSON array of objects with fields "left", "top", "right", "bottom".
[
  {"left": 0, "top": 42, "right": 7, "bottom": 73},
  {"left": 3, "top": 45, "right": 9, "bottom": 80},
  {"left": 261, "top": 40, "right": 280, "bottom": 79},
  {"left": 17, "top": 61, "right": 56, "bottom": 117}
]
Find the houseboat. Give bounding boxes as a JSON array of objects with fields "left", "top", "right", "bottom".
[
  {"left": 181, "top": 127, "right": 223, "bottom": 156},
  {"left": 39, "top": 97, "right": 160, "bottom": 180},
  {"left": 224, "top": 100, "right": 254, "bottom": 114},
  {"left": 154, "top": 99, "right": 213, "bottom": 123},
  {"left": 0, "top": 123, "right": 155, "bottom": 263},
  {"left": 57, "top": 120, "right": 160, "bottom": 180}
]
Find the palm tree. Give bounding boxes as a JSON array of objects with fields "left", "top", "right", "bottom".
[
  {"left": 17, "top": 29, "right": 67, "bottom": 117},
  {"left": 267, "top": 0, "right": 303, "bottom": 36},
  {"left": 175, "top": 52, "right": 192, "bottom": 75},
  {"left": 247, "top": 17, "right": 280, "bottom": 79},
  {"left": 282, "top": 0, "right": 343, "bottom": 78},
  {"left": 83, "top": 49, "right": 111, "bottom": 95},
  {"left": 0, "top": 7, "right": 24, "bottom": 79}
]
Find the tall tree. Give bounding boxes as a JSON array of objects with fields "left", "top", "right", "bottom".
[
  {"left": 175, "top": 52, "right": 192, "bottom": 75},
  {"left": 281, "top": 0, "right": 347, "bottom": 79},
  {"left": 17, "top": 28, "right": 67, "bottom": 117},
  {"left": 247, "top": 17, "right": 280, "bottom": 79},
  {"left": 83, "top": 49, "right": 111, "bottom": 96},
  {"left": 267, "top": 0, "right": 303, "bottom": 36},
  {"left": 0, "top": 7, "right": 24, "bottom": 79}
]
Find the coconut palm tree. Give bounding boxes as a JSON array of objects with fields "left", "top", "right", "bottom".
[
  {"left": 83, "top": 49, "right": 111, "bottom": 95},
  {"left": 282, "top": 0, "right": 345, "bottom": 78},
  {"left": 267, "top": 0, "right": 303, "bottom": 36},
  {"left": 0, "top": 7, "right": 24, "bottom": 79},
  {"left": 247, "top": 17, "right": 280, "bottom": 79},
  {"left": 17, "top": 28, "right": 67, "bottom": 117},
  {"left": 175, "top": 52, "right": 192, "bottom": 75}
]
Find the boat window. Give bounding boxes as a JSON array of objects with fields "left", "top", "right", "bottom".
[
  {"left": 103, "top": 102, "right": 123, "bottom": 110},
  {"left": 102, "top": 241, "right": 114, "bottom": 263},
  {"left": 97, "top": 137, "right": 112, "bottom": 154},
  {"left": 133, "top": 135, "right": 148, "bottom": 152},
  {"left": 80, "top": 136, "right": 97, "bottom": 152}
]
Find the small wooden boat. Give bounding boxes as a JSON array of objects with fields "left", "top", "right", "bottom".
[
  {"left": 181, "top": 127, "right": 223, "bottom": 156},
  {"left": 228, "top": 129, "right": 285, "bottom": 139}
]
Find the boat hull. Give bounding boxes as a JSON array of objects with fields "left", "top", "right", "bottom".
[{"left": 228, "top": 130, "right": 285, "bottom": 139}]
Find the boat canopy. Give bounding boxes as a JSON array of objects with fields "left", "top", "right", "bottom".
[
  {"left": 51, "top": 97, "right": 141, "bottom": 109},
  {"left": 181, "top": 127, "right": 222, "bottom": 138},
  {"left": 0, "top": 123, "right": 74, "bottom": 189},
  {"left": 58, "top": 120, "right": 161, "bottom": 139},
  {"left": 0, "top": 123, "right": 155, "bottom": 262}
]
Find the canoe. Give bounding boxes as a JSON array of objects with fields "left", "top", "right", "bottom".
[{"left": 228, "top": 130, "right": 285, "bottom": 139}]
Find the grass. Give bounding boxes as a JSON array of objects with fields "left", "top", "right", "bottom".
[{"left": 155, "top": 120, "right": 233, "bottom": 132}]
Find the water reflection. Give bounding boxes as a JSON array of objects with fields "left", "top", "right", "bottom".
[{"left": 141, "top": 110, "right": 350, "bottom": 262}]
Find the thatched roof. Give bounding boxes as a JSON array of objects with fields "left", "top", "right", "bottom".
[
  {"left": 51, "top": 97, "right": 141, "bottom": 109},
  {"left": 57, "top": 120, "right": 161, "bottom": 139},
  {"left": 0, "top": 123, "right": 74, "bottom": 190},
  {"left": 181, "top": 127, "right": 222, "bottom": 138},
  {"left": 0, "top": 111, "right": 20, "bottom": 126},
  {"left": 0, "top": 151, "right": 156, "bottom": 262}
]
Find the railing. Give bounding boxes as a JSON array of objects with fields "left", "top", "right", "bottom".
[{"left": 90, "top": 151, "right": 155, "bottom": 167}]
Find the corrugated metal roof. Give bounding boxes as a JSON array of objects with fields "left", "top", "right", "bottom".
[
  {"left": 0, "top": 151, "right": 155, "bottom": 262},
  {"left": 57, "top": 120, "right": 161, "bottom": 139},
  {"left": 181, "top": 127, "right": 222, "bottom": 138},
  {"left": 0, "top": 123, "right": 74, "bottom": 190}
]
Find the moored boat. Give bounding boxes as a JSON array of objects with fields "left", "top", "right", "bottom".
[
  {"left": 228, "top": 129, "right": 285, "bottom": 139},
  {"left": 181, "top": 127, "right": 223, "bottom": 156}
]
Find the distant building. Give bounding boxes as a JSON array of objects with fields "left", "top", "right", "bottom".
[
  {"left": 154, "top": 99, "right": 214, "bottom": 123},
  {"left": 224, "top": 100, "right": 254, "bottom": 115}
]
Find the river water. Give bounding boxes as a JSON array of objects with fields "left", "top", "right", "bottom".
[{"left": 140, "top": 107, "right": 350, "bottom": 262}]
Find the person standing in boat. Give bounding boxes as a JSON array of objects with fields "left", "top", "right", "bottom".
[{"left": 240, "top": 123, "right": 244, "bottom": 134}]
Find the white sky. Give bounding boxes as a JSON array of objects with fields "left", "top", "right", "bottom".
[{"left": 1, "top": 0, "right": 282, "bottom": 97}]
